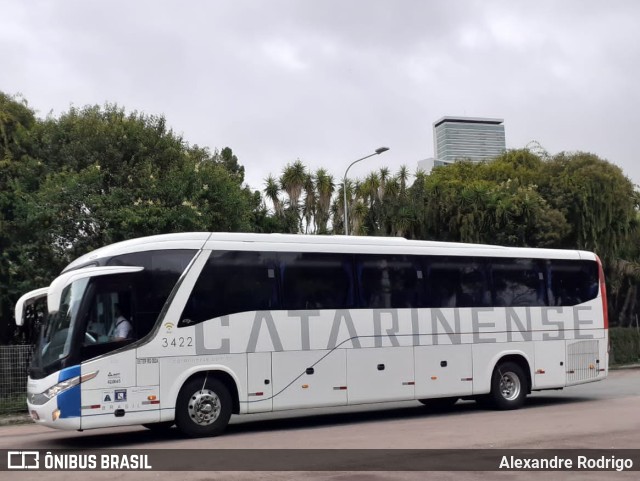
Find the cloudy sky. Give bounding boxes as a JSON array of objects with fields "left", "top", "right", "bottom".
[{"left": 2, "top": 0, "right": 639, "bottom": 191}]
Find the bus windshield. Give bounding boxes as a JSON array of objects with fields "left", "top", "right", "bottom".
[{"left": 38, "top": 278, "right": 89, "bottom": 367}]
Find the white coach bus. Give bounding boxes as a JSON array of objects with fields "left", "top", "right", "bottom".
[{"left": 15, "top": 233, "right": 608, "bottom": 437}]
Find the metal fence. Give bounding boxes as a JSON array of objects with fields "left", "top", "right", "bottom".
[{"left": 0, "top": 345, "right": 33, "bottom": 415}]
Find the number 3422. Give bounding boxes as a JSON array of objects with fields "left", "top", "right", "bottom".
[{"left": 161, "top": 337, "right": 193, "bottom": 348}]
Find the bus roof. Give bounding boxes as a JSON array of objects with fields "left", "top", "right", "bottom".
[{"left": 63, "top": 232, "right": 595, "bottom": 273}]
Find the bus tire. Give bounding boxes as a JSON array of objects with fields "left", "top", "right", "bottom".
[
  {"left": 175, "top": 377, "right": 232, "bottom": 437},
  {"left": 488, "top": 361, "right": 527, "bottom": 410},
  {"left": 142, "top": 421, "right": 174, "bottom": 432},
  {"left": 418, "top": 397, "right": 458, "bottom": 411}
]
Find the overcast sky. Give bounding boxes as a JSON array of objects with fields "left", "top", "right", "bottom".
[{"left": 2, "top": 0, "right": 639, "bottom": 192}]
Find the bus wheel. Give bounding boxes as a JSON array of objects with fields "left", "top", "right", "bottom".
[
  {"left": 418, "top": 397, "right": 458, "bottom": 411},
  {"left": 142, "top": 421, "right": 174, "bottom": 432},
  {"left": 489, "top": 362, "right": 527, "bottom": 410},
  {"left": 175, "top": 377, "right": 232, "bottom": 437}
]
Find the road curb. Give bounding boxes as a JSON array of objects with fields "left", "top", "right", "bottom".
[
  {"left": 610, "top": 363, "right": 640, "bottom": 370},
  {"left": 0, "top": 414, "right": 32, "bottom": 427}
]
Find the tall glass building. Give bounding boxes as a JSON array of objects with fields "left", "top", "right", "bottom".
[{"left": 433, "top": 116, "right": 506, "bottom": 164}]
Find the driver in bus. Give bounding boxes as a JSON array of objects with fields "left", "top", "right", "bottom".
[{"left": 111, "top": 304, "right": 133, "bottom": 341}]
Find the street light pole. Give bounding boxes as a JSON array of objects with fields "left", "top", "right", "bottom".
[{"left": 343, "top": 146, "right": 390, "bottom": 235}]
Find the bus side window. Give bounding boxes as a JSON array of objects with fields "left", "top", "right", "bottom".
[
  {"left": 279, "top": 252, "right": 354, "bottom": 310},
  {"left": 356, "top": 255, "right": 423, "bottom": 309},
  {"left": 426, "top": 257, "right": 489, "bottom": 308},
  {"left": 549, "top": 260, "right": 599, "bottom": 306},
  {"left": 108, "top": 249, "right": 196, "bottom": 337},
  {"left": 458, "top": 262, "right": 489, "bottom": 307},
  {"left": 180, "top": 251, "right": 278, "bottom": 325},
  {"left": 390, "top": 258, "right": 422, "bottom": 308},
  {"left": 427, "top": 264, "right": 458, "bottom": 308},
  {"left": 491, "top": 259, "right": 545, "bottom": 307}
]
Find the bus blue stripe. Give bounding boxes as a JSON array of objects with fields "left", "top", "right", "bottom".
[
  {"left": 58, "top": 365, "right": 81, "bottom": 418},
  {"left": 58, "top": 365, "right": 81, "bottom": 382}
]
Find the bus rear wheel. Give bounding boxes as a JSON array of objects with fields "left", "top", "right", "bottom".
[
  {"left": 488, "top": 361, "right": 527, "bottom": 410},
  {"left": 175, "top": 377, "right": 232, "bottom": 437}
]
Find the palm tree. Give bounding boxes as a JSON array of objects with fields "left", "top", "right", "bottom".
[
  {"left": 263, "top": 175, "right": 283, "bottom": 216},
  {"left": 393, "top": 205, "right": 414, "bottom": 237},
  {"left": 280, "top": 160, "right": 307, "bottom": 209},
  {"left": 408, "top": 169, "right": 429, "bottom": 239},
  {"left": 302, "top": 173, "right": 316, "bottom": 234},
  {"left": 362, "top": 172, "right": 380, "bottom": 208},
  {"left": 385, "top": 176, "right": 400, "bottom": 201},
  {"left": 330, "top": 196, "right": 343, "bottom": 234},
  {"left": 361, "top": 172, "right": 381, "bottom": 234},
  {"left": 280, "top": 160, "right": 308, "bottom": 233},
  {"left": 315, "top": 168, "right": 334, "bottom": 234},
  {"left": 378, "top": 167, "right": 390, "bottom": 202},
  {"left": 397, "top": 165, "right": 410, "bottom": 195},
  {"left": 351, "top": 199, "right": 368, "bottom": 236}
]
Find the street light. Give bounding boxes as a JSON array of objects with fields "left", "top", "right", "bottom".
[{"left": 343, "top": 146, "right": 390, "bottom": 235}]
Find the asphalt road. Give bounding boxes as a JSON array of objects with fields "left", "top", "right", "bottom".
[{"left": 2, "top": 369, "right": 639, "bottom": 480}]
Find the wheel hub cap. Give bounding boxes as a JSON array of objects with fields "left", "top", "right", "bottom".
[
  {"left": 499, "top": 371, "right": 521, "bottom": 401},
  {"left": 188, "top": 389, "right": 221, "bottom": 425}
]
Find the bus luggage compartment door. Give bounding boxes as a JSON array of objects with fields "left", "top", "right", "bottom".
[
  {"left": 414, "top": 345, "right": 473, "bottom": 398},
  {"left": 347, "top": 347, "right": 415, "bottom": 404},
  {"left": 272, "top": 350, "right": 347, "bottom": 410},
  {"left": 533, "top": 340, "right": 565, "bottom": 389},
  {"left": 247, "top": 352, "right": 272, "bottom": 413}
]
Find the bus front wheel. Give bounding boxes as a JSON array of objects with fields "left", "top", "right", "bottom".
[
  {"left": 488, "top": 361, "right": 527, "bottom": 410},
  {"left": 175, "top": 377, "right": 232, "bottom": 437}
]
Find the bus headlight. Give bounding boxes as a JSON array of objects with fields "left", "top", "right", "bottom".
[
  {"left": 43, "top": 378, "right": 80, "bottom": 399},
  {"left": 31, "top": 371, "right": 99, "bottom": 405}
]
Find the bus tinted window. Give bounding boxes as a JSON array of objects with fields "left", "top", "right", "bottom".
[
  {"left": 491, "top": 258, "right": 546, "bottom": 307},
  {"left": 279, "top": 252, "right": 355, "bottom": 310},
  {"left": 356, "top": 255, "right": 424, "bottom": 308},
  {"left": 180, "top": 251, "right": 278, "bottom": 325},
  {"left": 549, "top": 260, "right": 599, "bottom": 306},
  {"left": 106, "top": 249, "right": 196, "bottom": 338},
  {"left": 427, "top": 257, "right": 490, "bottom": 308}
]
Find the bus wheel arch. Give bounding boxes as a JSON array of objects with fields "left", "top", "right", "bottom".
[
  {"left": 486, "top": 355, "right": 531, "bottom": 410},
  {"left": 180, "top": 370, "right": 240, "bottom": 414},
  {"left": 174, "top": 370, "right": 240, "bottom": 437}
]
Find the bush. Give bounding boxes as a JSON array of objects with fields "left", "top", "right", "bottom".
[{"left": 609, "top": 327, "right": 640, "bottom": 365}]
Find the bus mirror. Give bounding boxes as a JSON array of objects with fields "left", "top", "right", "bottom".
[
  {"left": 15, "top": 287, "right": 49, "bottom": 326},
  {"left": 47, "top": 266, "right": 144, "bottom": 314}
]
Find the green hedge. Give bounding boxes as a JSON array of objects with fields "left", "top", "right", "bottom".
[{"left": 609, "top": 327, "right": 640, "bottom": 365}]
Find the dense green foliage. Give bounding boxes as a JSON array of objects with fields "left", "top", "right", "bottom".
[
  {"left": 263, "top": 149, "right": 640, "bottom": 329},
  {"left": 1, "top": 90, "right": 639, "bottom": 343},
  {"left": 609, "top": 328, "right": 640, "bottom": 365},
  {"left": 0, "top": 93, "right": 267, "bottom": 343}
]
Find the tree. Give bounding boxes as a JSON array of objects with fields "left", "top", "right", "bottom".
[
  {"left": 0, "top": 93, "right": 38, "bottom": 343},
  {"left": 263, "top": 174, "right": 283, "bottom": 216},
  {"left": 0, "top": 98, "right": 262, "bottom": 342},
  {"left": 314, "top": 168, "right": 334, "bottom": 235},
  {"left": 537, "top": 152, "right": 638, "bottom": 264},
  {"left": 23, "top": 108, "right": 259, "bottom": 261},
  {"left": 215, "top": 146, "right": 245, "bottom": 183},
  {"left": 279, "top": 160, "right": 308, "bottom": 233}
]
